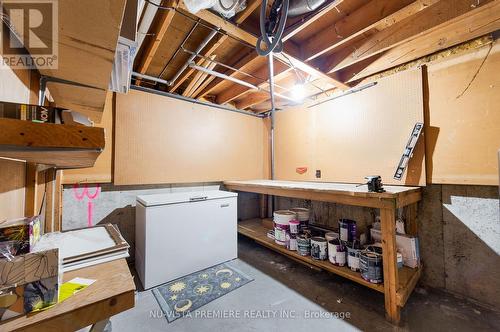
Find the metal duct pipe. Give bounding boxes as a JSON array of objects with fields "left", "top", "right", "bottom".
[
  {"left": 132, "top": 72, "right": 170, "bottom": 85},
  {"left": 288, "top": 0, "right": 326, "bottom": 17},
  {"left": 189, "top": 63, "right": 298, "bottom": 104},
  {"left": 130, "top": 85, "right": 264, "bottom": 118},
  {"left": 169, "top": 29, "right": 219, "bottom": 86}
]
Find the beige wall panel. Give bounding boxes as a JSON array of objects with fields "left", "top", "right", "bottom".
[
  {"left": 275, "top": 107, "right": 316, "bottom": 181},
  {"left": 114, "top": 90, "right": 266, "bottom": 185},
  {"left": 427, "top": 41, "right": 500, "bottom": 185},
  {"left": 276, "top": 68, "right": 426, "bottom": 186},
  {"left": 63, "top": 92, "right": 114, "bottom": 184}
]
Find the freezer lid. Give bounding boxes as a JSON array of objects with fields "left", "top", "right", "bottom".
[{"left": 136, "top": 190, "right": 238, "bottom": 207}]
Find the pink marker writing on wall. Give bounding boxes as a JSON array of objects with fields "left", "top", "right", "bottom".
[{"left": 73, "top": 184, "right": 101, "bottom": 227}]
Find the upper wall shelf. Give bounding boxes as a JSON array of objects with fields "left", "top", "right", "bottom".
[{"left": 0, "top": 119, "right": 105, "bottom": 168}]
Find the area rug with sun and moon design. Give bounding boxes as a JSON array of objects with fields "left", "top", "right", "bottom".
[{"left": 151, "top": 261, "right": 253, "bottom": 322}]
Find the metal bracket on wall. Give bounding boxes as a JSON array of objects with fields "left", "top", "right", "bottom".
[{"left": 394, "top": 122, "right": 424, "bottom": 180}]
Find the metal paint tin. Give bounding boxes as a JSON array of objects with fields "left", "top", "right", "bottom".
[
  {"left": 287, "top": 234, "right": 297, "bottom": 251},
  {"left": 310, "top": 237, "right": 328, "bottom": 260},
  {"left": 325, "top": 232, "right": 339, "bottom": 242},
  {"left": 346, "top": 240, "right": 363, "bottom": 272},
  {"left": 290, "top": 208, "right": 309, "bottom": 231},
  {"left": 327, "top": 239, "right": 346, "bottom": 266},
  {"left": 297, "top": 234, "right": 311, "bottom": 256},
  {"left": 339, "top": 219, "right": 357, "bottom": 242},
  {"left": 274, "top": 211, "right": 295, "bottom": 246},
  {"left": 289, "top": 220, "right": 300, "bottom": 235},
  {"left": 359, "top": 247, "right": 383, "bottom": 284}
]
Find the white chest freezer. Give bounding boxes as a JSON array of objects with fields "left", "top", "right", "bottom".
[{"left": 135, "top": 190, "right": 238, "bottom": 289}]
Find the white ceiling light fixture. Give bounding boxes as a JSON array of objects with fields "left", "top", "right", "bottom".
[{"left": 291, "top": 83, "right": 306, "bottom": 102}]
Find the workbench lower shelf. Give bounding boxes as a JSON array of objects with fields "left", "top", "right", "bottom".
[{"left": 238, "top": 218, "right": 421, "bottom": 307}]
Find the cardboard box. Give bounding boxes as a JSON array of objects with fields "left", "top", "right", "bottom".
[{"left": 370, "top": 228, "right": 420, "bottom": 268}]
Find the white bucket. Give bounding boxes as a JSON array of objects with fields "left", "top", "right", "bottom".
[
  {"left": 274, "top": 210, "right": 295, "bottom": 246},
  {"left": 325, "top": 232, "right": 339, "bottom": 242}
]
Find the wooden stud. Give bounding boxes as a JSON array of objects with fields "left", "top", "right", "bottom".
[
  {"left": 24, "top": 163, "right": 38, "bottom": 217},
  {"left": 380, "top": 207, "right": 400, "bottom": 324},
  {"left": 259, "top": 194, "right": 268, "bottom": 219}
]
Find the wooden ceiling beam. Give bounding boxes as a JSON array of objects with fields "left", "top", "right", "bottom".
[
  {"left": 234, "top": 0, "right": 262, "bottom": 24},
  {"left": 347, "top": 2, "right": 500, "bottom": 82},
  {"left": 302, "top": 0, "right": 420, "bottom": 62},
  {"left": 235, "top": 71, "right": 295, "bottom": 109},
  {"left": 180, "top": 2, "right": 349, "bottom": 90},
  {"left": 215, "top": 60, "right": 290, "bottom": 104},
  {"left": 282, "top": 0, "right": 345, "bottom": 42},
  {"left": 327, "top": 0, "right": 494, "bottom": 74},
  {"left": 196, "top": 50, "right": 258, "bottom": 98},
  {"left": 136, "top": 0, "right": 178, "bottom": 75},
  {"left": 169, "top": 0, "right": 261, "bottom": 93}
]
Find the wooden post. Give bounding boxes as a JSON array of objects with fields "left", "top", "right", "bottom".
[
  {"left": 24, "top": 163, "right": 38, "bottom": 216},
  {"left": 380, "top": 207, "right": 400, "bottom": 324},
  {"left": 405, "top": 203, "right": 418, "bottom": 236},
  {"left": 44, "top": 168, "right": 63, "bottom": 232},
  {"left": 260, "top": 194, "right": 268, "bottom": 219}
]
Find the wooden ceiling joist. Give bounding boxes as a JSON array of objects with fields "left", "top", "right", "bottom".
[
  {"left": 302, "top": 0, "right": 420, "bottom": 62},
  {"left": 136, "top": 0, "right": 178, "bottom": 75},
  {"left": 216, "top": 60, "right": 290, "bottom": 104},
  {"left": 348, "top": 0, "right": 500, "bottom": 82},
  {"left": 180, "top": 3, "right": 349, "bottom": 90},
  {"left": 168, "top": 0, "right": 261, "bottom": 93},
  {"left": 282, "top": 0, "right": 345, "bottom": 42},
  {"left": 326, "top": 0, "right": 494, "bottom": 74}
]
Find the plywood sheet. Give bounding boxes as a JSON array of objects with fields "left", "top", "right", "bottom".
[
  {"left": 0, "top": 159, "right": 25, "bottom": 221},
  {"left": 47, "top": 82, "right": 107, "bottom": 123},
  {"left": 63, "top": 92, "right": 114, "bottom": 184},
  {"left": 275, "top": 68, "right": 426, "bottom": 186},
  {"left": 114, "top": 89, "right": 266, "bottom": 185},
  {"left": 426, "top": 42, "right": 500, "bottom": 185}
]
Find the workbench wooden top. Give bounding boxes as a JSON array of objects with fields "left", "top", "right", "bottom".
[
  {"left": 1, "top": 258, "right": 135, "bottom": 332},
  {"left": 224, "top": 180, "right": 422, "bottom": 208}
]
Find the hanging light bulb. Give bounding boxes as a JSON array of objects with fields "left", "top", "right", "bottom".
[{"left": 291, "top": 83, "right": 306, "bottom": 102}]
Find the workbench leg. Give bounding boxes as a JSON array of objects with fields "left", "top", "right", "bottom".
[
  {"left": 260, "top": 194, "right": 268, "bottom": 219},
  {"left": 90, "top": 318, "right": 111, "bottom": 332},
  {"left": 405, "top": 203, "right": 418, "bottom": 236},
  {"left": 380, "top": 207, "right": 400, "bottom": 324}
]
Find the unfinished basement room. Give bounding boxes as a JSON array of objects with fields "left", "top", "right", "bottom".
[{"left": 0, "top": 0, "right": 499, "bottom": 331}]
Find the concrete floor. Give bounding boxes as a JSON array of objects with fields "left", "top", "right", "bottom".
[{"left": 109, "top": 236, "right": 500, "bottom": 332}]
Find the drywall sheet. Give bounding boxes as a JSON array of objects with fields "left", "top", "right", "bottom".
[
  {"left": 275, "top": 68, "right": 426, "bottom": 186},
  {"left": 426, "top": 41, "right": 500, "bottom": 185},
  {"left": 114, "top": 89, "right": 266, "bottom": 185},
  {"left": 63, "top": 92, "right": 113, "bottom": 184}
]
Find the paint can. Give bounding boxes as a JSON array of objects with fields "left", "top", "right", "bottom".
[
  {"left": 339, "top": 219, "right": 357, "bottom": 242},
  {"left": 287, "top": 234, "right": 297, "bottom": 251},
  {"left": 359, "top": 247, "right": 383, "bottom": 284},
  {"left": 274, "top": 210, "right": 295, "bottom": 246},
  {"left": 297, "top": 234, "right": 311, "bottom": 256},
  {"left": 325, "top": 232, "right": 339, "bottom": 242},
  {"left": 310, "top": 237, "right": 328, "bottom": 260},
  {"left": 289, "top": 220, "right": 300, "bottom": 235},
  {"left": 346, "top": 240, "right": 363, "bottom": 272},
  {"left": 290, "top": 208, "right": 310, "bottom": 231},
  {"left": 328, "top": 239, "right": 346, "bottom": 267}
]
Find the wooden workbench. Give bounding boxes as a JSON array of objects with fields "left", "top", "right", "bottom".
[
  {"left": 1, "top": 259, "right": 135, "bottom": 332},
  {"left": 224, "top": 179, "right": 422, "bottom": 324}
]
